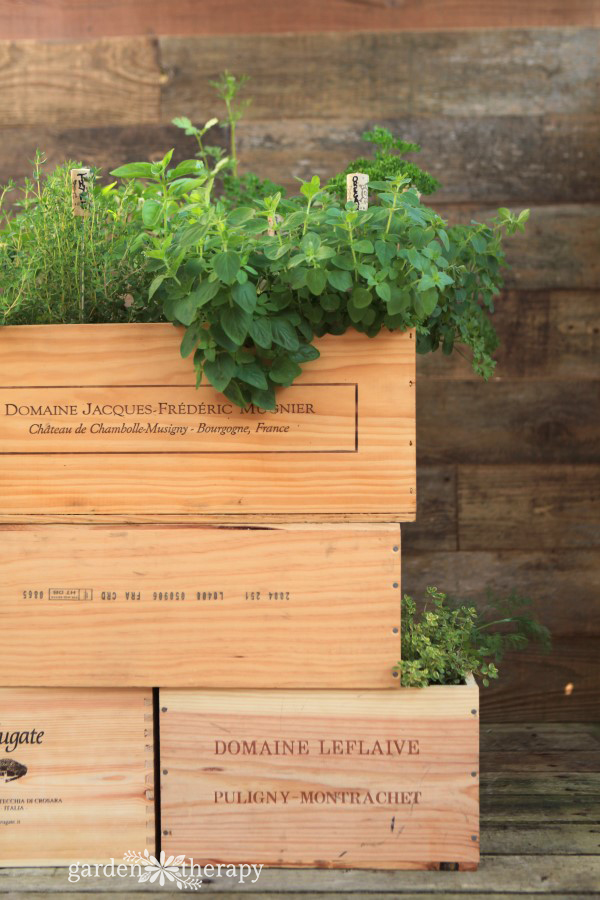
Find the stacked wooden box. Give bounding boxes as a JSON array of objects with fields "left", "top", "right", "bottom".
[{"left": 0, "top": 324, "right": 478, "bottom": 869}]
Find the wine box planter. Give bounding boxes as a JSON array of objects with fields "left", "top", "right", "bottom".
[
  {"left": 0, "top": 688, "right": 154, "bottom": 866},
  {"left": 0, "top": 523, "right": 401, "bottom": 688},
  {"left": 159, "top": 681, "right": 479, "bottom": 870},
  {"left": 0, "top": 324, "right": 415, "bottom": 523}
]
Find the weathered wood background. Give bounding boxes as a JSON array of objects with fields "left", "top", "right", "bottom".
[{"left": 0, "top": 1, "right": 598, "bottom": 722}]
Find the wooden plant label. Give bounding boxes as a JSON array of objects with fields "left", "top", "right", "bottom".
[
  {"left": 346, "top": 172, "right": 368, "bottom": 209},
  {"left": 0, "top": 524, "right": 401, "bottom": 688},
  {"left": 70, "top": 167, "right": 90, "bottom": 217},
  {"left": 0, "top": 688, "right": 153, "bottom": 865},
  {"left": 0, "top": 325, "right": 416, "bottom": 521},
  {"left": 160, "top": 687, "right": 480, "bottom": 870}
]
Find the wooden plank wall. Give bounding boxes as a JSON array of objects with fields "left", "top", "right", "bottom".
[{"left": 0, "top": 1, "right": 598, "bottom": 722}]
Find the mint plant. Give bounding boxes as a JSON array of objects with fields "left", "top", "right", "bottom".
[
  {"left": 398, "top": 587, "right": 551, "bottom": 688},
  {"left": 110, "top": 158, "right": 528, "bottom": 409}
]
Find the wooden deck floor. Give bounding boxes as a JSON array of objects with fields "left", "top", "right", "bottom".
[{"left": 1, "top": 722, "right": 599, "bottom": 898}]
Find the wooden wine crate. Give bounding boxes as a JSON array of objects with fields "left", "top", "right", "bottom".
[
  {"left": 160, "top": 683, "right": 480, "bottom": 870},
  {"left": 0, "top": 324, "right": 415, "bottom": 522},
  {"left": 0, "top": 688, "right": 154, "bottom": 866},
  {"left": 0, "top": 523, "right": 401, "bottom": 688}
]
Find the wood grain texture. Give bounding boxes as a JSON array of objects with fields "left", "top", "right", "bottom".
[
  {"left": 0, "top": 37, "right": 163, "bottom": 127},
  {"left": 0, "top": 325, "right": 416, "bottom": 521},
  {"left": 1, "top": 116, "right": 599, "bottom": 206},
  {"left": 0, "top": 688, "right": 153, "bottom": 866},
  {"left": 417, "top": 380, "right": 600, "bottom": 465},
  {"left": 458, "top": 465, "right": 600, "bottom": 550},
  {"left": 1, "top": 0, "right": 599, "bottom": 40},
  {"left": 160, "top": 30, "right": 600, "bottom": 123},
  {"left": 480, "top": 637, "right": 600, "bottom": 723},
  {"left": 0, "top": 524, "right": 401, "bottom": 688},
  {"left": 160, "top": 685, "right": 479, "bottom": 869},
  {"left": 401, "top": 547, "right": 600, "bottom": 635}
]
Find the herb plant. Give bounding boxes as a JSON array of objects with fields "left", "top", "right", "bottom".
[
  {"left": 0, "top": 153, "right": 154, "bottom": 325},
  {"left": 398, "top": 587, "right": 551, "bottom": 688},
  {"left": 110, "top": 155, "right": 528, "bottom": 408}
]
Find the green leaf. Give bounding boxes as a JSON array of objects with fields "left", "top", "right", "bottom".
[
  {"left": 221, "top": 306, "right": 251, "bottom": 345},
  {"left": 227, "top": 206, "right": 256, "bottom": 225},
  {"left": 290, "top": 344, "right": 320, "bottom": 363},
  {"left": 350, "top": 287, "right": 372, "bottom": 309},
  {"left": 142, "top": 199, "right": 162, "bottom": 228},
  {"left": 375, "top": 240, "right": 395, "bottom": 266},
  {"left": 170, "top": 159, "right": 204, "bottom": 178},
  {"left": 321, "top": 293, "right": 340, "bottom": 311},
  {"left": 331, "top": 253, "right": 355, "bottom": 271},
  {"left": 327, "top": 269, "right": 352, "bottom": 292},
  {"left": 180, "top": 324, "right": 202, "bottom": 358},
  {"left": 353, "top": 239, "right": 374, "bottom": 254},
  {"left": 387, "top": 288, "right": 411, "bottom": 315},
  {"left": 172, "top": 295, "right": 200, "bottom": 326},
  {"left": 417, "top": 274, "right": 436, "bottom": 292},
  {"left": 248, "top": 316, "right": 273, "bottom": 349},
  {"left": 237, "top": 361, "right": 268, "bottom": 390},
  {"left": 375, "top": 282, "right": 391, "bottom": 302},
  {"left": 470, "top": 233, "right": 486, "bottom": 254},
  {"left": 306, "top": 268, "right": 327, "bottom": 296},
  {"left": 301, "top": 232, "right": 321, "bottom": 254},
  {"left": 232, "top": 281, "right": 257, "bottom": 313},
  {"left": 190, "top": 279, "right": 220, "bottom": 307},
  {"left": 270, "top": 356, "right": 302, "bottom": 384},
  {"left": 223, "top": 379, "right": 248, "bottom": 408},
  {"left": 204, "top": 353, "right": 235, "bottom": 392},
  {"left": 288, "top": 266, "right": 308, "bottom": 289},
  {"left": 110, "top": 162, "right": 155, "bottom": 179},
  {"left": 148, "top": 274, "right": 166, "bottom": 300},
  {"left": 250, "top": 386, "right": 276, "bottom": 411},
  {"left": 213, "top": 250, "right": 241, "bottom": 285},
  {"left": 272, "top": 318, "right": 300, "bottom": 351},
  {"left": 417, "top": 287, "right": 438, "bottom": 316}
]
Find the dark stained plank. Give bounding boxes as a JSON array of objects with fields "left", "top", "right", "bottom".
[
  {"left": 1, "top": 0, "right": 599, "bottom": 40},
  {"left": 417, "top": 380, "right": 600, "bottom": 465},
  {"left": 159, "top": 30, "right": 600, "bottom": 123},
  {"left": 1, "top": 117, "right": 599, "bottom": 206},
  {"left": 402, "top": 549, "right": 600, "bottom": 636},
  {"left": 482, "top": 773, "right": 600, "bottom": 791},
  {"left": 0, "top": 38, "right": 163, "bottom": 127},
  {"left": 418, "top": 291, "right": 600, "bottom": 380},
  {"left": 483, "top": 824, "right": 600, "bottom": 855},
  {"left": 481, "top": 724, "right": 600, "bottom": 751},
  {"left": 401, "top": 466, "right": 457, "bottom": 552},
  {"left": 482, "top": 751, "right": 600, "bottom": 774},
  {"left": 480, "top": 638, "right": 600, "bottom": 723},
  {"left": 458, "top": 465, "right": 600, "bottom": 550}
]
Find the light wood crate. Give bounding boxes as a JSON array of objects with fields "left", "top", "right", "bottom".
[
  {"left": 160, "top": 683, "right": 480, "bottom": 870},
  {"left": 0, "top": 324, "right": 415, "bottom": 522},
  {"left": 0, "top": 688, "right": 154, "bottom": 866},
  {"left": 0, "top": 523, "right": 401, "bottom": 688}
]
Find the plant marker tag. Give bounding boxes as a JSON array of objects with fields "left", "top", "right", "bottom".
[
  {"left": 347, "top": 172, "right": 369, "bottom": 210},
  {"left": 71, "top": 167, "right": 90, "bottom": 217}
]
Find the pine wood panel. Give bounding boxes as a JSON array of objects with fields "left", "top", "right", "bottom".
[
  {"left": 0, "top": 37, "right": 163, "bottom": 127},
  {"left": 1, "top": 0, "right": 598, "bottom": 40},
  {"left": 0, "top": 325, "right": 415, "bottom": 521},
  {"left": 160, "top": 30, "right": 600, "bottom": 123},
  {"left": 0, "top": 524, "right": 401, "bottom": 688},
  {"left": 160, "top": 685, "right": 479, "bottom": 869},
  {"left": 458, "top": 465, "right": 600, "bottom": 550},
  {"left": 0, "top": 688, "right": 153, "bottom": 866},
  {"left": 2, "top": 116, "right": 599, "bottom": 207}
]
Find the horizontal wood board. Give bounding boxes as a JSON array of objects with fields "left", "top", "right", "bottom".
[
  {"left": 0, "top": 325, "right": 416, "bottom": 521},
  {"left": 0, "top": 524, "right": 401, "bottom": 688},
  {"left": 160, "top": 686, "right": 480, "bottom": 869},
  {"left": 0, "top": 688, "right": 153, "bottom": 866},
  {"left": 2, "top": 0, "right": 598, "bottom": 39}
]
